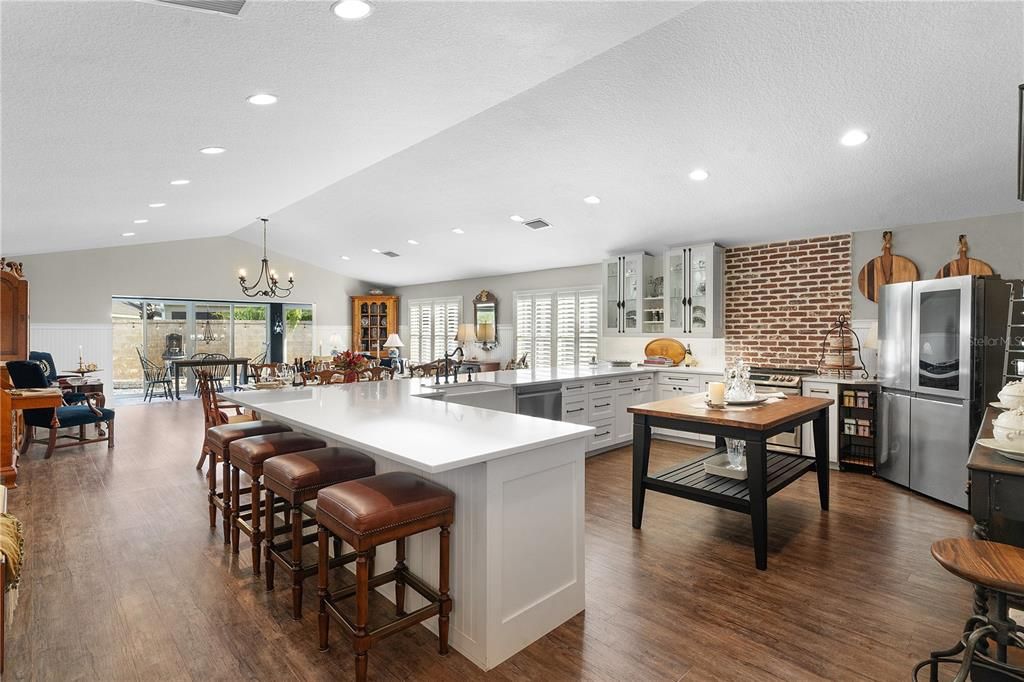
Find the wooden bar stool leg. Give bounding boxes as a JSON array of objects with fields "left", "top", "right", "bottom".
[
  {"left": 251, "top": 477, "right": 263, "bottom": 577},
  {"left": 230, "top": 464, "right": 241, "bottom": 553},
  {"left": 264, "top": 489, "right": 277, "bottom": 591},
  {"left": 317, "top": 525, "right": 330, "bottom": 652},
  {"left": 290, "top": 502, "right": 303, "bottom": 619},
  {"left": 354, "top": 551, "right": 370, "bottom": 682},
  {"left": 207, "top": 449, "right": 218, "bottom": 529},
  {"left": 222, "top": 455, "right": 233, "bottom": 544},
  {"left": 439, "top": 525, "right": 451, "bottom": 656},
  {"left": 394, "top": 537, "right": 406, "bottom": 616}
]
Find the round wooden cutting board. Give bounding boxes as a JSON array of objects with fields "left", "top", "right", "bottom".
[
  {"left": 934, "top": 234, "right": 994, "bottom": 278},
  {"left": 643, "top": 338, "right": 687, "bottom": 365},
  {"left": 857, "top": 231, "right": 919, "bottom": 303}
]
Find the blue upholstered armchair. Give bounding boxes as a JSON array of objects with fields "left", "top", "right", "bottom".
[
  {"left": 28, "top": 351, "right": 88, "bottom": 405},
  {"left": 6, "top": 360, "right": 115, "bottom": 459}
]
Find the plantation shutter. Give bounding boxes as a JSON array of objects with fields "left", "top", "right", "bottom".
[
  {"left": 515, "top": 294, "right": 534, "bottom": 367},
  {"left": 409, "top": 297, "right": 460, "bottom": 362},
  {"left": 556, "top": 291, "right": 578, "bottom": 369},
  {"left": 533, "top": 294, "right": 553, "bottom": 370},
  {"left": 577, "top": 289, "right": 600, "bottom": 366}
]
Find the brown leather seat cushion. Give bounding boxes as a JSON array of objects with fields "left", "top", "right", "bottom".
[
  {"left": 229, "top": 432, "right": 327, "bottom": 472},
  {"left": 207, "top": 420, "right": 291, "bottom": 448},
  {"left": 264, "top": 447, "right": 375, "bottom": 492},
  {"left": 317, "top": 472, "right": 454, "bottom": 537}
]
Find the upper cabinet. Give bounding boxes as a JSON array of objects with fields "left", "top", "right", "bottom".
[
  {"left": 604, "top": 253, "right": 654, "bottom": 335},
  {"left": 664, "top": 243, "right": 724, "bottom": 338}
]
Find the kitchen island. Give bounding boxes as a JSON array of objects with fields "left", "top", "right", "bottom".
[{"left": 225, "top": 380, "right": 591, "bottom": 670}]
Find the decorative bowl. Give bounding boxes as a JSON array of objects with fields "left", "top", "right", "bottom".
[{"left": 993, "top": 407, "right": 1024, "bottom": 442}]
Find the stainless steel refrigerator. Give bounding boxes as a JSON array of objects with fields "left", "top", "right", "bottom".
[{"left": 877, "top": 275, "right": 1011, "bottom": 509}]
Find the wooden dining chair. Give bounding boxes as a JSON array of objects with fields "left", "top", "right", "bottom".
[
  {"left": 300, "top": 369, "right": 345, "bottom": 385},
  {"left": 359, "top": 366, "right": 395, "bottom": 382}
]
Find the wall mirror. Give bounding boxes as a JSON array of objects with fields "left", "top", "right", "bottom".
[{"left": 473, "top": 290, "right": 497, "bottom": 350}]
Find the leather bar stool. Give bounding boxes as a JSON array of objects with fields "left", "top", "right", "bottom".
[
  {"left": 913, "top": 538, "right": 1024, "bottom": 681},
  {"left": 206, "top": 420, "right": 291, "bottom": 542},
  {"left": 263, "top": 447, "right": 376, "bottom": 619},
  {"left": 228, "top": 432, "right": 326, "bottom": 575},
  {"left": 316, "top": 472, "right": 454, "bottom": 682}
]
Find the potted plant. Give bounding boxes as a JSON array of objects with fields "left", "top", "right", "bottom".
[{"left": 332, "top": 350, "right": 370, "bottom": 383}]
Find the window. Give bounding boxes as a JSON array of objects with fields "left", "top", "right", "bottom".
[
  {"left": 515, "top": 287, "right": 600, "bottom": 370},
  {"left": 408, "top": 297, "right": 461, "bottom": 363}
]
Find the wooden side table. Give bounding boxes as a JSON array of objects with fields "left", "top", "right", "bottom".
[{"left": 1, "top": 364, "right": 64, "bottom": 487}]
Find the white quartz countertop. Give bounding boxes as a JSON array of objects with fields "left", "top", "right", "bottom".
[
  {"left": 222, "top": 380, "right": 592, "bottom": 474},
  {"left": 462, "top": 364, "right": 721, "bottom": 387},
  {"left": 801, "top": 375, "right": 879, "bottom": 385}
]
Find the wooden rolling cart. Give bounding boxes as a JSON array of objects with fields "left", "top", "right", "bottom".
[
  {"left": 351, "top": 295, "right": 398, "bottom": 360},
  {"left": 837, "top": 384, "right": 880, "bottom": 472}
]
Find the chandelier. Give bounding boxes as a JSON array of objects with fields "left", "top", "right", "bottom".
[
  {"left": 200, "top": 318, "right": 217, "bottom": 344},
  {"left": 238, "top": 218, "right": 294, "bottom": 298}
]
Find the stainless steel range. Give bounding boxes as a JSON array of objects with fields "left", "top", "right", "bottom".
[{"left": 750, "top": 367, "right": 813, "bottom": 455}]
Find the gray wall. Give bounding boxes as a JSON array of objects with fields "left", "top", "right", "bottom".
[
  {"left": 851, "top": 212, "right": 1024, "bottom": 318},
  {"left": 16, "top": 236, "right": 368, "bottom": 325},
  {"left": 391, "top": 263, "right": 603, "bottom": 326}
]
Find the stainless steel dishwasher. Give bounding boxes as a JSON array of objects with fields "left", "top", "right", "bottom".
[{"left": 514, "top": 382, "right": 562, "bottom": 420}]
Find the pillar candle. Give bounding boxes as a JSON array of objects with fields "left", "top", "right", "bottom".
[{"left": 708, "top": 381, "right": 725, "bottom": 406}]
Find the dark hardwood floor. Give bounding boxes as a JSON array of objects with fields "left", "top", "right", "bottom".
[{"left": 6, "top": 399, "right": 974, "bottom": 681}]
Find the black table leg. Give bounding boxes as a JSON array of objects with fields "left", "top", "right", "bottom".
[
  {"left": 632, "top": 415, "right": 652, "bottom": 529},
  {"left": 747, "top": 439, "right": 768, "bottom": 570},
  {"left": 812, "top": 408, "right": 829, "bottom": 511},
  {"left": 174, "top": 365, "right": 181, "bottom": 400},
  {"left": 231, "top": 364, "right": 238, "bottom": 391}
]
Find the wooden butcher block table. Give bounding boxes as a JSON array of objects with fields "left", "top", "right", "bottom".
[{"left": 629, "top": 393, "right": 833, "bottom": 570}]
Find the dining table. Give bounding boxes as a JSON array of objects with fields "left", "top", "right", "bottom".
[
  {"left": 629, "top": 392, "right": 833, "bottom": 570},
  {"left": 169, "top": 356, "right": 251, "bottom": 399}
]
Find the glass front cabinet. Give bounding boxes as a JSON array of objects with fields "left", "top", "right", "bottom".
[
  {"left": 664, "top": 243, "right": 724, "bottom": 338},
  {"left": 603, "top": 253, "right": 654, "bottom": 335}
]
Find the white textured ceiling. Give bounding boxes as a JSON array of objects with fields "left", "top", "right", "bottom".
[
  {"left": 1, "top": 0, "right": 688, "bottom": 255},
  {"left": 4, "top": 1, "right": 1023, "bottom": 288}
]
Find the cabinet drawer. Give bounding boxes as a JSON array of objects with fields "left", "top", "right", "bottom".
[
  {"left": 589, "top": 421, "right": 615, "bottom": 450},
  {"left": 562, "top": 398, "right": 588, "bottom": 425},
  {"left": 636, "top": 374, "right": 654, "bottom": 387},
  {"left": 561, "top": 381, "right": 590, "bottom": 398},
  {"left": 614, "top": 376, "right": 637, "bottom": 388},
  {"left": 590, "top": 378, "right": 615, "bottom": 392},
  {"left": 803, "top": 383, "right": 838, "bottom": 399},
  {"left": 589, "top": 392, "right": 615, "bottom": 421},
  {"left": 658, "top": 373, "right": 699, "bottom": 388}
]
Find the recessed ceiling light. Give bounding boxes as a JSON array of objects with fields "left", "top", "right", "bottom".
[
  {"left": 509, "top": 215, "right": 525, "bottom": 222},
  {"left": 371, "top": 248, "right": 381, "bottom": 253},
  {"left": 199, "top": 146, "right": 226, "bottom": 155},
  {"left": 148, "top": 203, "right": 166, "bottom": 208},
  {"left": 170, "top": 179, "right": 190, "bottom": 185},
  {"left": 583, "top": 195, "right": 601, "bottom": 204},
  {"left": 688, "top": 169, "right": 709, "bottom": 181},
  {"left": 133, "top": 219, "right": 149, "bottom": 224},
  {"left": 340, "top": 255, "right": 351, "bottom": 261},
  {"left": 451, "top": 228, "right": 465, "bottom": 234},
  {"left": 407, "top": 239, "right": 419, "bottom": 245},
  {"left": 332, "top": 0, "right": 372, "bottom": 20},
  {"left": 122, "top": 232, "right": 136, "bottom": 237},
  {"left": 840, "top": 129, "right": 869, "bottom": 146},
  {"left": 246, "top": 93, "right": 278, "bottom": 105}
]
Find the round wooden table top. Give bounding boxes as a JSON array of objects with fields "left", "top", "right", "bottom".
[{"left": 931, "top": 538, "right": 1024, "bottom": 596}]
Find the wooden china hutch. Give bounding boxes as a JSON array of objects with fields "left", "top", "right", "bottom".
[{"left": 351, "top": 294, "right": 398, "bottom": 360}]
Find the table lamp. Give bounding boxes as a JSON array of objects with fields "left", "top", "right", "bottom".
[
  {"left": 455, "top": 323, "right": 477, "bottom": 346},
  {"left": 383, "top": 333, "right": 404, "bottom": 361}
]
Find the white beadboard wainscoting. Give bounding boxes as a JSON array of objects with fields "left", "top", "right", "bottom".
[
  {"left": 30, "top": 323, "right": 114, "bottom": 400},
  {"left": 397, "top": 324, "right": 514, "bottom": 366}
]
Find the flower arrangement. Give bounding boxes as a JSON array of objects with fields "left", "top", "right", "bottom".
[{"left": 332, "top": 350, "right": 371, "bottom": 383}]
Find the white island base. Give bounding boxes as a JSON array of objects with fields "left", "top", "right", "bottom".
[
  {"left": 225, "top": 382, "right": 588, "bottom": 671},
  {"left": 349, "top": 436, "right": 585, "bottom": 670}
]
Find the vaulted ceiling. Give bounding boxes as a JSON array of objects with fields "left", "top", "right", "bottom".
[{"left": 3, "top": 1, "right": 1022, "bottom": 287}]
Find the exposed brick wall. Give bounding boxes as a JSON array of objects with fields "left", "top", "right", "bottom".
[{"left": 724, "top": 234, "right": 852, "bottom": 370}]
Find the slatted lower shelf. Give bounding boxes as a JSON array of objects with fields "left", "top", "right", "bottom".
[{"left": 644, "top": 448, "right": 816, "bottom": 512}]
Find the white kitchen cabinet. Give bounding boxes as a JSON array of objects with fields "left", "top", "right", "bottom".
[
  {"left": 801, "top": 380, "right": 838, "bottom": 463},
  {"left": 562, "top": 397, "right": 588, "bottom": 425},
  {"left": 604, "top": 253, "right": 653, "bottom": 335},
  {"left": 665, "top": 243, "right": 724, "bottom": 338}
]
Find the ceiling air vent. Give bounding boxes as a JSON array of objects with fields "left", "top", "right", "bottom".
[
  {"left": 152, "top": 0, "right": 246, "bottom": 16},
  {"left": 523, "top": 218, "right": 551, "bottom": 231},
  {"left": 380, "top": 251, "right": 401, "bottom": 258}
]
